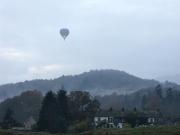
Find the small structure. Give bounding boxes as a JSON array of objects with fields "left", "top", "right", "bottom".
[
  {"left": 94, "top": 110, "right": 164, "bottom": 128},
  {"left": 146, "top": 111, "right": 162, "bottom": 125},
  {"left": 94, "top": 111, "right": 124, "bottom": 128},
  {"left": 148, "top": 117, "right": 156, "bottom": 124},
  {"left": 24, "top": 116, "right": 36, "bottom": 130}
]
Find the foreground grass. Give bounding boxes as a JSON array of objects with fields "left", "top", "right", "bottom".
[
  {"left": 0, "top": 126, "right": 180, "bottom": 135},
  {"left": 95, "top": 126, "right": 180, "bottom": 135}
]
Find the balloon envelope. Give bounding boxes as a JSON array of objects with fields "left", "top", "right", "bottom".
[{"left": 60, "top": 28, "right": 70, "bottom": 40}]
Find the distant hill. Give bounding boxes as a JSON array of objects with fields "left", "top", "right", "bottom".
[{"left": 0, "top": 69, "right": 159, "bottom": 101}]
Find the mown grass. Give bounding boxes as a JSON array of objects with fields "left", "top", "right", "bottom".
[{"left": 0, "top": 126, "right": 180, "bottom": 135}]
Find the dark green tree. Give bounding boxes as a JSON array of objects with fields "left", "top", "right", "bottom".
[
  {"left": 56, "top": 90, "right": 69, "bottom": 133},
  {"left": 37, "top": 91, "right": 58, "bottom": 133},
  {"left": 141, "top": 95, "right": 148, "bottom": 111},
  {"left": 1, "top": 108, "right": 17, "bottom": 129},
  {"left": 125, "top": 113, "right": 137, "bottom": 128},
  {"left": 166, "top": 88, "right": 173, "bottom": 103},
  {"left": 121, "top": 107, "right": 125, "bottom": 117},
  {"left": 155, "top": 84, "right": 163, "bottom": 99},
  {"left": 133, "top": 107, "right": 137, "bottom": 113},
  {"left": 121, "top": 107, "right": 125, "bottom": 113}
]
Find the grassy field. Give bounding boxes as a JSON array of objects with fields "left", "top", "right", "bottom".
[{"left": 0, "top": 126, "right": 180, "bottom": 135}]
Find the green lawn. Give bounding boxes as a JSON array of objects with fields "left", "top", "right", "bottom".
[{"left": 0, "top": 126, "right": 180, "bottom": 135}]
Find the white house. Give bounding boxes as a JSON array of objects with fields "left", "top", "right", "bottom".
[{"left": 94, "top": 111, "right": 124, "bottom": 128}]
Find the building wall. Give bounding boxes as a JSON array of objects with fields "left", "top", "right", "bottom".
[{"left": 94, "top": 116, "right": 123, "bottom": 128}]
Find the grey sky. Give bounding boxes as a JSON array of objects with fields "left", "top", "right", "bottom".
[{"left": 0, "top": 0, "right": 180, "bottom": 84}]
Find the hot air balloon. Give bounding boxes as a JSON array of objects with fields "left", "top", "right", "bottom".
[{"left": 60, "top": 28, "right": 70, "bottom": 40}]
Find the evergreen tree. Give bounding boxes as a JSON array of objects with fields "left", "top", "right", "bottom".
[
  {"left": 125, "top": 112, "right": 137, "bottom": 128},
  {"left": 155, "top": 84, "right": 163, "bottom": 99},
  {"left": 166, "top": 88, "right": 173, "bottom": 103},
  {"left": 37, "top": 90, "right": 100, "bottom": 133},
  {"left": 37, "top": 91, "right": 58, "bottom": 133},
  {"left": 1, "top": 108, "right": 17, "bottom": 129},
  {"left": 133, "top": 107, "right": 137, "bottom": 113},
  {"left": 141, "top": 95, "right": 148, "bottom": 111},
  {"left": 121, "top": 107, "right": 125, "bottom": 113},
  {"left": 121, "top": 107, "right": 125, "bottom": 117},
  {"left": 56, "top": 90, "right": 69, "bottom": 133}
]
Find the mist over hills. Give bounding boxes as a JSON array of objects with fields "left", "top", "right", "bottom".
[
  {"left": 0, "top": 70, "right": 180, "bottom": 123},
  {"left": 0, "top": 69, "right": 163, "bottom": 101},
  {"left": 157, "top": 74, "right": 180, "bottom": 85}
]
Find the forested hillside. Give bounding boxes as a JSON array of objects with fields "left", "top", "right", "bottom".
[
  {"left": 96, "top": 84, "right": 180, "bottom": 117},
  {"left": 0, "top": 70, "right": 159, "bottom": 101},
  {"left": 0, "top": 84, "right": 180, "bottom": 124},
  {"left": 0, "top": 90, "right": 43, "bottom": 123}
]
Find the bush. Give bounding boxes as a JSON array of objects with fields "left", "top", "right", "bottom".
[{"left": 69, "top": 121, "right": 89, "bottom": 133}]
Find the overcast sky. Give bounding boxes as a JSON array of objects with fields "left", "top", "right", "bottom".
[{"left": 0, "top": 0, "right": 180, "bottom": 84}]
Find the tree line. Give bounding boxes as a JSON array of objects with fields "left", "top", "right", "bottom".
[
  {"left": 37, "top": 89, "right": 100, "bottom": 133},
  {"left": 141, "top": 84, "right": 180, "bottom": 117},
  {"left": 96, "top": 84, "right": 180, "bottom": 117},
  {"left": 1, "top": 84, "right": 180, "bottom": 133}
]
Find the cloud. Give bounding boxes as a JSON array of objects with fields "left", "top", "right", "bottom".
[
  {"left": 28, "top": 64, "right": 63, "bottom": 74},
  {"left": 27, "top": 63, "right": 99, "bottom": 80},
  {"left": 27, "top": 64, "right": 72, "bottom": 79},
  {"left": 0, "top": 47, "right": 32, "bottom": 61}
]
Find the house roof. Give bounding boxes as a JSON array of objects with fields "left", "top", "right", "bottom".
[
  {"left": 95, "top": 110, "right": 122, "bottom": 117},
  {"left": 140, "top": 111, "right": 162, "bottom": 118},
  {"left": 95, "top": 110, "right": 162, "bottom": 118}
]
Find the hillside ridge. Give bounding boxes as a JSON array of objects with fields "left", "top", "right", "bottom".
[{"left": 0, "top": 69, "right": 159, "bottom": 101}]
